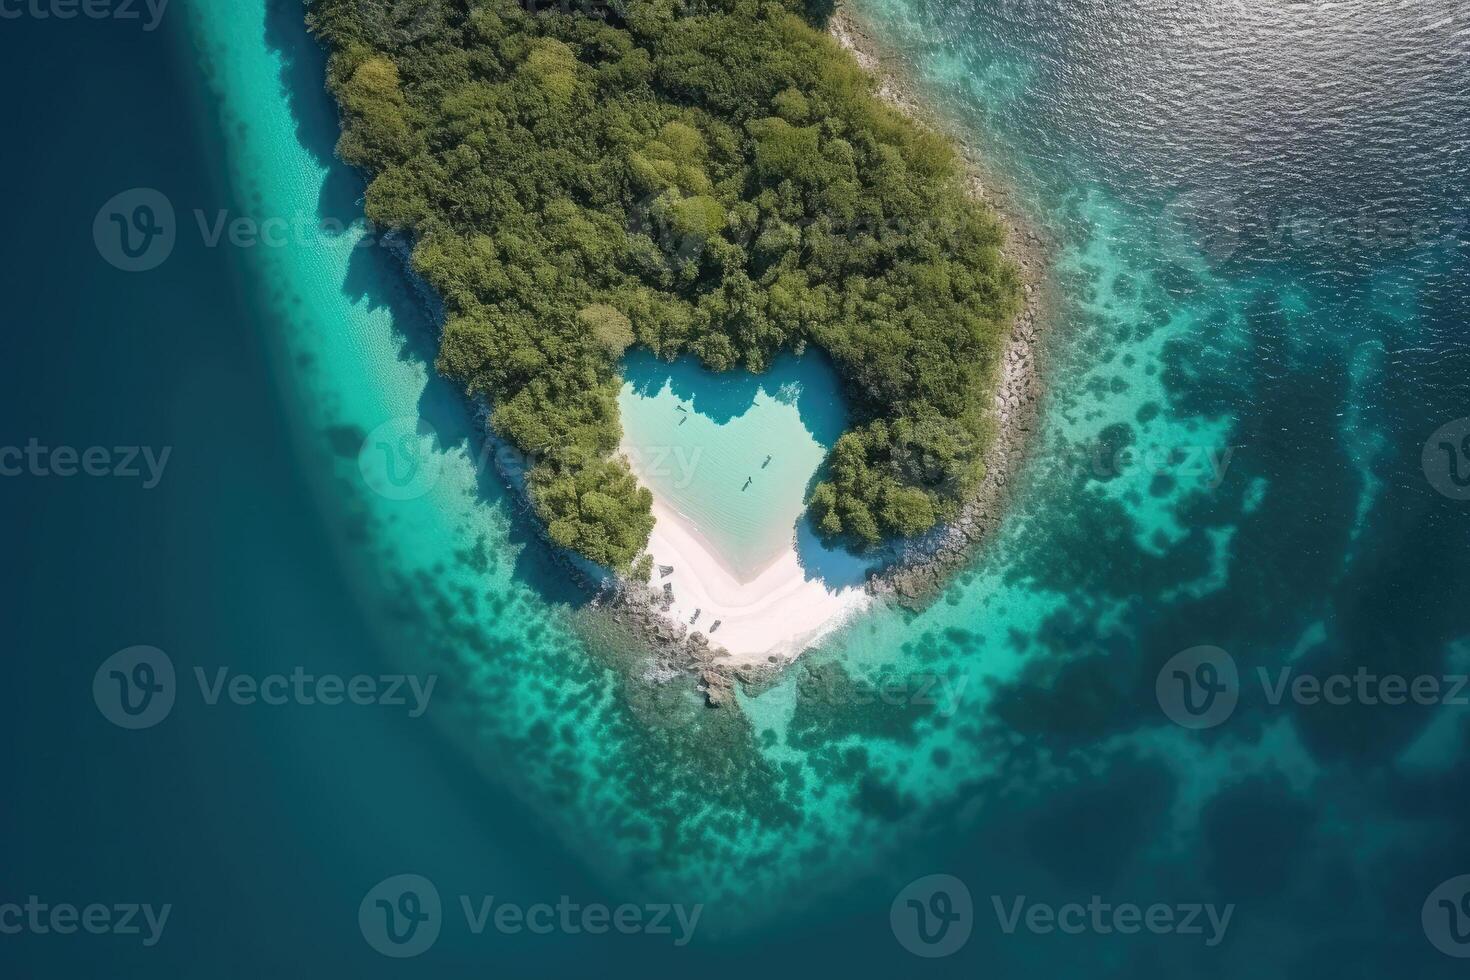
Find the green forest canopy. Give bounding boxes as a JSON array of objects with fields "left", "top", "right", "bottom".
[{"left": 307, "top": 0, "right": 1020, "bottom": 571}]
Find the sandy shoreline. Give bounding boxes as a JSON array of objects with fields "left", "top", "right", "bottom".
[
  {"left": 617, "top": 5, "right": 1055, "bottom": 684},
  {"left": 379, "top": 4, "right": 1054, "bottom": 695},
  {"left": 622, "top": 448, "right": 871, "bottom": 667},
  {"left": 644, "top": 497, "right": 871, "bottom": 665},
  {"left": 627, "top": 7, "right": 1055, "bottom": 673}
]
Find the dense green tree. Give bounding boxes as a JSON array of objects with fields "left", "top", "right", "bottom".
[{"left": 306, "top": 0, "right": 1020, "bottom": 569}]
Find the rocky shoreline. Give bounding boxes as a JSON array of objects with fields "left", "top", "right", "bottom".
[
  {"left": 828, "top": 5, "right": 1054, "bottom": 611},
  {"left": 380, "top": 232, "right": 768, "bottom": 701},
  {"left": 371, "top": 5, "right": 1055, "bottom": 708},
  {"left": 630, "top": 9, "right": 1055, "bottom": 705}
]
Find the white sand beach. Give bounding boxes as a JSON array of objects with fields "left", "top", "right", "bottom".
[{"left": 637, "top": 491, "right": 871, "bottom": 666}]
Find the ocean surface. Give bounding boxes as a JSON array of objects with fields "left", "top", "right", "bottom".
[{"left": 2, "top": 0, "right": 1468, "bottom": 976}]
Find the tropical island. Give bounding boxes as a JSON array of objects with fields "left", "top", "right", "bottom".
[{"left": 307, "top": 0, "right": 1028, "bottom": 664}]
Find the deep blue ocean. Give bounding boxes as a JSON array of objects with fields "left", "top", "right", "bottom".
[{"left": 2, "top": 0, "right": 1468, "bottom": 977}]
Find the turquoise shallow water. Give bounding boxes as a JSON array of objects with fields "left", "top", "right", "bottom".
[
  {"left": 618, "top": 349, "right": 847, "bottom": 578},
  {"left": 4, "top": 0, "right": 1470, "bottom": 975}
]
